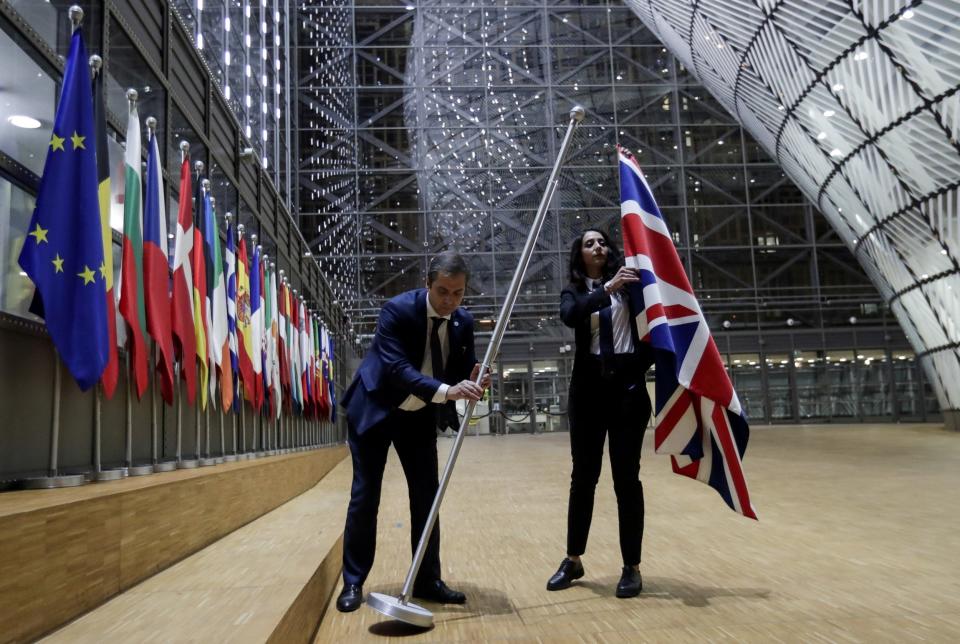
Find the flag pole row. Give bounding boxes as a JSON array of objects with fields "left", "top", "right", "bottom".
[{"left": 13, "top": 7, "right": 338, "bottom": 487}]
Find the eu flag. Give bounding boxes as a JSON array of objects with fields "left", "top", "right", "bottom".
[{"left": 17, "top": 27, "right": 108, "bottom": 390}]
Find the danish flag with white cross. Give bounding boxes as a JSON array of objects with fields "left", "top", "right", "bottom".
[{"left": 618, "top": 145, "right": 757, "bottom": 520}]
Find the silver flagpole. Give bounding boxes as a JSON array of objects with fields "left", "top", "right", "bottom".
[
  {"left": 239, "top": 395, "right": 246, "bottom": 456},
  {"left": 125, "top": 350, "right": 133, "bottom": 469},
  {"left": 24, "top": 345, "right": 85, "bottom": 488},
  {"left": 367, "top": 105, "right": 586, "bottom": 627},
  {"left": 175, "top": 140, "right": 189, "bottom": 468},
  {"left": 130, "top": 340, "right": 156, "bottom": 476},
  {"left": 150, "top": 343, "right": 158, "bottom": 464}
]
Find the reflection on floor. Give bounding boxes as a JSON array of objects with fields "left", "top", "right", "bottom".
[{"left": 317, "top": 424, "right": 960, "bottom": 642}]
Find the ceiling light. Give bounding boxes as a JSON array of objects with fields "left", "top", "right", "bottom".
[{"left": 7, "top": 115, "right": 41, "bottom": 129}]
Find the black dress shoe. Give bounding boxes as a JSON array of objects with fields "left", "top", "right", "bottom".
[
  {"left": 616, "top": 566, "right": 642, "bottom": 598},
  {"left": 546, "top": 558, "right": 584, "bottom": 591},
  {"left": 412, "top": 579, "right": 466, "bottom": 604},
  {"left": 336, "top": 584, "right": 363, "bottom": 612}
]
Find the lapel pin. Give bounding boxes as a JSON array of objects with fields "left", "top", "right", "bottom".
[{"left": 453, "top": 320, "right": 459, "bottom": 327}]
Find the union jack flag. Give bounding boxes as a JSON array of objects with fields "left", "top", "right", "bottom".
[{"left": 618, "top": 146, "right": 757, "bottom": 520}]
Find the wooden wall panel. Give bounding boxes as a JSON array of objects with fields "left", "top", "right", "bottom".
[{"left": 115, "top": 0, "right": 164, "bottom": 70}]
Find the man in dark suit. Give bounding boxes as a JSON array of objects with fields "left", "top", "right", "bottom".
[{"left": 335, "top": 251, "right": 489, "bottom": 613}]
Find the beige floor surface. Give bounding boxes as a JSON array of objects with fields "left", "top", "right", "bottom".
[{"left": 316, "top": 424, "right": 960, "bottom": 643}]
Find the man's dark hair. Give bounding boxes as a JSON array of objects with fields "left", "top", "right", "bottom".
[
  {"left": 568, "top": 228, "right": 622, "bottom": 286},
  {"left": 427, "top": 250, "right": 470, "bottom": 284}
]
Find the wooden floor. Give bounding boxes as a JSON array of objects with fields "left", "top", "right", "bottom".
[{"left": 316, "top": 424, "right": 960, "bottom": 643}]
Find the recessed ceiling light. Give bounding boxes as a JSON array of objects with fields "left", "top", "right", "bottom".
[{"left": 7, "top": 115, "right": 41, "bottom": 129}]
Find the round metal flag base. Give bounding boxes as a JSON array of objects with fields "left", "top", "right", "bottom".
[
  {"left": 94, "top": 468, "right": 127, "bottom": 482},
  {"left": 366, "top": 593, "right": 433, "bottom": 629},
  {"left": 21, "top": 474, "right": 87, "bottom": 489},
  {"left": 178, "top": 459, "right": 199, "bottom": 469},
  {"left": 154, "top": 461, "right": 178, "bottom": 472},
  {"left": 128, "top": 464, "right": 154, "bottom": 477},
  {"left": 223, "top": 454, "right": 239, "bottom": 462},
  {"left": 198, "top": 457, "right": 218, "bottom": 467}
]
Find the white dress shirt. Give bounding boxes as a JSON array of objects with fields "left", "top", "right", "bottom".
[
  {"left": 399, "top": 296, "right": 451, "bottom": 410},
  {"left": 586, "top": 277, "right": 635, "bottom": 356}
]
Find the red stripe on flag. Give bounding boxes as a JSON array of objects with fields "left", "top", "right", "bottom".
[
  {"left": 654, "top": 391, "right": 690, "bottom": 450},
  {"left": 671, "top": 455, "right": 700, "bottom": 478},
  {"left": 101, "top": 288, "right": 119, "bottom": 398},
  {"left": 621, "top": 213, "right": 691, "bottom": 288},
  {"left": 711, "top": 404, "right": 757, "bottom": 519},
  {"left": 689, "top": 338, "right": 735, "bottom": 408}
]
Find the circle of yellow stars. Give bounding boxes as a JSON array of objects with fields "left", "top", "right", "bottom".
[{"left": 24, "top": 130, "right": 99, "bottom": 286}]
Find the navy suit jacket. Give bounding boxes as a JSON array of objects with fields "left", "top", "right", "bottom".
[{"left": 343, "top": 288, "right": 478, "bottom": 435}]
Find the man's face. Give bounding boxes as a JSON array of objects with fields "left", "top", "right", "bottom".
[{"left": 426, "top": 271, "right": 467, "bottom": 317}]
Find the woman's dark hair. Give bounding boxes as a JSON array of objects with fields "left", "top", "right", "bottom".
[{"left": 568, "top": 228, "right": 621, "bottom": 285}]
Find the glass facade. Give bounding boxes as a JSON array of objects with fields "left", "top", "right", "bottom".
[
  {"left": 0, "top": 0, "right": 349, "bottom": 403},
  {"left": 624, "top": 0, "right": 960, "bottom": 412},
  {"left": 296, "top": 0, "right": 937, "bottom": 423},
  {"left": 171, "top": 0, "right": 296, "bottom": 205}
]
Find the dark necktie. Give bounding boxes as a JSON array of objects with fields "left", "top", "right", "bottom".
[
  {"left": 430, "top": 316, "right": 455, "bottom": 431},
  {"left": 430, "top": 316, "right": 446, "bottom": 380}
]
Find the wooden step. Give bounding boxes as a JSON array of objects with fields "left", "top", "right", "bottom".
[
  {"left": 38, "top": 453, "right": 352, "bottom": 644},
  {"left": 0, "top": 447, "right": 347, "bottom": 644}
]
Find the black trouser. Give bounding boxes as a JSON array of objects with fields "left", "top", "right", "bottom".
[
  {"left": 342, "top": 406, "right": 441, "bottom": 587},
  {"left": 566, "top": 355, "right": 650, "bottom": 566}
]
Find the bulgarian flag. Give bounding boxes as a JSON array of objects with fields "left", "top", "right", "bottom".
[{"left": 118, "top": 96, "right": 148, "bottom": 399}]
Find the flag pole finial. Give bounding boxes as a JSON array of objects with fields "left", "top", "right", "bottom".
[
  {"left": 251, "top": 234, "right": 258, "bottom": 244},
  {"left": 569, "top": 105, "right": 586, "bottom": 123},
  {"left": 270, "top": 262, "right": 276, "bottom": 270},
  {"left": 126, "top": 88, "right": 138, "bottom": 105},
  {"left": 145, "top": 116, "right": 157, "bottom": 133},
  {"left": 209, "top": 195, "right": 216, "bottom": 208},
  {"left": 69, "top": 6, "right": 84, "bottom": 31},
  {"left": 202, "top": 178, "right": 211, "bottom": 191},
  {"left": 194, "top": 160, "right": 205, "bottom": 175},
  {"left": 180, "top": 140, "right": 190, "bottom": 153},
  {"left": 225, "top": 212, "right": 232, "bottom": 224},
  {"left": 237, "top": 223, "right": 245, "bottom": 235},
  {"left": 89, "top": 54, "right": 102, "bottom": 75}
]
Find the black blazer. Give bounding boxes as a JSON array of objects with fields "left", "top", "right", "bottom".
[
  {"left": 342, "top": 288, "right": 477, "bottom": 435},
  {"left": 560, "top": 280, "right": 653, "bottom": 382}
]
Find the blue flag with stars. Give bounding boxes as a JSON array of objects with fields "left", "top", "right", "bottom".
[{"left": 18, "top": 26, "right": 108, "bottom": 390}]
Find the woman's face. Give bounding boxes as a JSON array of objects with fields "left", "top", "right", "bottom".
[{"left": 580, "top": 231, "right": 608, "bottom": 277}]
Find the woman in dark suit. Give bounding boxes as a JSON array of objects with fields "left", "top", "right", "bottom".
[{"left": 546, "top": 228, "right": 654, "bottom": 598}]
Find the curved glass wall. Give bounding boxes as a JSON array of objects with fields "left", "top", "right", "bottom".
[{"left": 623, "top": 0, "right": 960, "bottom": 411}]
